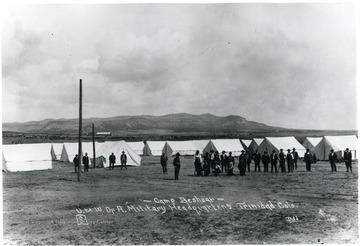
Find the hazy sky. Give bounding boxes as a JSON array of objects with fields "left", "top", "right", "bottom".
[{"left": 2, "top": 3, "right": 358, "bottom": 130}]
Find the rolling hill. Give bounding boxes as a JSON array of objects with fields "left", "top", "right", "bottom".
[{"left": 2, "top": 113, "right": 283, "bottom": 135}]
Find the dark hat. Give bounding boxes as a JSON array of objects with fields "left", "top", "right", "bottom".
[
  {"left": 280, "top": 149, "right": 283, "bottom": 151},
  {"left": 176, "top": 152, "right": 180, "bottom": 156},
  {"left": 241, "top": 150, "right": 245, "bottom": 153},
  {"left": 287, "top": 149, "right": 291, "bottom": 152},
  {"left": 292, "top": 148, "right": 295, "bottom": 150},
  {"left": 229, "top": 151, "right": 232, "bottom": 155},
  {"left": 346, "top": 148, "right": 349, "bottom": 151},
  {"left": 306, "top": 148, "right": 310, "bottom": 151},
  {"left": 122, "top": 151, "right": 125, "bottom": 153},
  {"left": 272, "top": 150, "right": 275, "bottom": 153},
  {"left": 222, "top": 150, "right": 225, "bottom": 153}
]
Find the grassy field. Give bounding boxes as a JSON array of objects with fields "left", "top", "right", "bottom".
[{"left": 2, "top": 156, "right": 358, "bottom": 245}]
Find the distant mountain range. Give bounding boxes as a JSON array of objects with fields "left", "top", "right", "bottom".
[{"left": 2, "top": 113, "right": 283, "bottom": 135}]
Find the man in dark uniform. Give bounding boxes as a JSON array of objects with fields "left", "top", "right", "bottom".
[
  {"left": 304, "top": 149, "right": 312, "bottom": 172},
  {"left": 262, "top": 151, "right": 270, "bottom": 172},
  {"left": 121, "top": 151, "right": 127, "bottom": 169},
  {"left": 160, "top": 152, "right": 168, "bottom": 174},
  {"left": 329, "top": 149, "right": 337, "bottom": 172},
  {"left": 246, "top": 150, "right": 252, "bottom": 172},
  {"left": 173, "top": 152, "right": 181, "bottom": 180},
  {"left": 238, "top": 150, "right": 247, "bottom": 176},
  {"left": 83, "top": 152, "right": 89, "bottom": 172},
  {"left": 286, "top": 149, "right": 294, "bottom": 173},
  {"left": 220, "top": 150, "right": 227, "bottom": 173},
  {"left": 73, "top": 154, "right": 79, "bottom": 173},
  {"left": 253, "top": 149, "right": 261, "bottom": 172},
  {"left": 292, "top": 148, "right": 299, "bottom": 170},
  {"left": 270, "top": 150, "right": 278, "bottom": 173},
  {"left": 344, "top": 148, "right": 352, "bottom": 172},
  {"left": 279, "top": 149, "right": 286, "bottom": 173},
  {"left": 109, "top": 152, "right": 116, "bottom": 170}
]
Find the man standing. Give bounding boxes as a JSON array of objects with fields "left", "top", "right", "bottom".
[
  {"left": 292, "top": 148, "right": 299, "bottom": 170},
  {"left": 220, "top": 151, "right": 227, "bottom": 173},
  {"left": 279, "top": 149, "right": 286, "bottom": 173},
  {"left": 329, "top": 149, "right": 337, "bottom": 172},
  {"left": 227, "top": 152, "right": 235, "bottom": 176},
  {"left": 83, "top": 152, "right": 89, "bottom": 172},
  {"left": 73, "top": 154, "right": 79, "bottom": 173},
  {"left": 246, "top": 150, "right": 252, "bottom": 172},
  {"left": 253, "top": 149, "right": 261, "bottom": 172},
  {"left": 262, "top": 151, "right": 270, "bottom": 172},
  {"left": 304, "top": 149, "right": 312, "bottom": 172},
  {"left": 109, "top": 152, "right": 116, "bottom": 170},
  {"left": 160, "top": 152, "right": 168, "bottom": 174},
  {"left": 286, "top": 149, "right": 294, "bottom": 173},
  {"left": 238, "top": 150, "right": 247, "bottom": 176},
  {"left": 121, "top": 151, "right": 127, "bottom": 170},
  {"left": 344, "top": 148, "right": 352, "bottom": 172},
  {"left": 270, "top": 150, "right": 278, "bottom": 173},
  {"left": 173, "top": 152, "right": 181, "bottom": 180}
]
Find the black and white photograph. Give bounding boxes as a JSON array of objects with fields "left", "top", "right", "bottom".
[{"left": 1, "top": 1, "right": 359, "bottom": 245}]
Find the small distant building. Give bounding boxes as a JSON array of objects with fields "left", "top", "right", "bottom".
[{"left": 96, "top": 132, "right": 111, "bottom": 137}]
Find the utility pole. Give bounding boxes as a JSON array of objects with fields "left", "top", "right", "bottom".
[
  {"left": 92, "top": 123, "right": 96, "bottom": 168},
  {"left": 78, "top": 79, "right": 82, "bottom": 182}
]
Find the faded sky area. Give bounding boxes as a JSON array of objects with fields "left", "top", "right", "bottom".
[{"left": 2, "top": 3, "right": 358, "bottom": 130}]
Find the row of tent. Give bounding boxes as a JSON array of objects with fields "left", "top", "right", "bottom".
[{"left": 2, "top": 135, "right": 358, "bottom": 172}]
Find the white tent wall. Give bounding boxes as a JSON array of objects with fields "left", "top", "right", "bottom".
[
  {"left": 257, "top": 137, "right": 306, "bottom": 157},
  {"left": 302, "top": 137, "right": 323, "bottom": 150},
  {"left": 127, "top": 141, "right": 145, "bottom": 155},
  {"left": 240, "top": 139, "right": 252, "bottom": 150},
  {"left": 63, "top": 142, "right": 83, "bottom": 163},
  {"left": 50, "top": 143, "right": 66, "bottom": 161},
  {"left": 96, "top": 141, "right": 141, "bottom": 167},
  {"left": 2, "top": 143, "right": 53, "bottom": 172},
  {"left": 191, "top": 140, "right": 210, "bottom": 154},
  {"left": 143, "top": 141, "right": 166, "bottom": 156},
  {"left": 248, "top": 138, "right": 264, "bottom": 154},
  {"left": 203, "top": 139, "right": 244, "bottom": 156},
  {"left": 162, "top": 141, "right": 198, "bottom": 156},
  {"left": 311, "top": 135, "right": 358, "bottom": 160}
]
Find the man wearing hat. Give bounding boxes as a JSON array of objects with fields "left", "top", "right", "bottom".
[
  {"left": 245, "top": 150, "right": 252, "bottom": 172},
  {"left": 73, "top": 154, "right": 79, "bottom": 173},
  {"left": 304, "top": 148, "right": 313, "bottom": 171},
  {"left": 329, "top": 149, "right": 337, "bottom": 172},
  {"left": 238, "top": 150, "right": 247, "bottom": 176},
  {"left": 279, "top": 149, "right": 286, "bottom": 173},
  {"left": 173, "top": 152, "right": 181, "bottom": 180},
  {"left": 253, "top": 149, "right": 261, "bottom": 172},
  {"left": 262, "top": 151, "right": 270, "bottom": 172},
  {"left": 160, "top": 152, "right": 168, "bottom": 174},
  {"left": 344, "top": 148, "right": 352, "bottom": 172},
  {"left": 83, "top": 152, "right": 89, "bottom": 172},
  {"left": 220, "top": 150, "right": 228, "bottom": 173},
  {"left": 109, "top": 152, "right": 116, "bottom": 170},
  {"left": 270, "top": 150, "right": 278, "bottom": 173},
  {"left": 121, "top": 151, "right": 127, "bottom": 169},
  {"left": 292, "top": 148, "right": 299, "bottom": 170},
  {"left": 286, "top": 149, "right": 294, "bottom": 173}
]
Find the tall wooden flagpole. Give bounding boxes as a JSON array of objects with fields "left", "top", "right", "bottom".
[
  {"left": 78, "top": 79, "right": 82, "bottom": 182},
  {"left": 92, "top": 123, "right": 96, "bottom": 169}
]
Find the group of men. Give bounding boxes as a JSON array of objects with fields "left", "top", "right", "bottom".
[{"left": 72, "top": 151, "right": 128, "bottom": 172}]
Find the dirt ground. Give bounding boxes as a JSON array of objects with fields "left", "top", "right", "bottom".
[{"left": 2, "top": 156, "right": 358, "bottom": 245}]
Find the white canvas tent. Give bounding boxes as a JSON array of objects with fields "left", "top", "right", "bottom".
[
  {"left": 240, "top": 139, "right": 252, "bottom": 150},
  {"left": 203, "top": 139, "right": 244, "bottom": 156},
  {"left": 191, "top": 140, "right": 210, "bottom": 154},
  {"left": 162, "top": 141, "right": 198, "bottom": 156},
  {"left": 311, "top": 135, "right": 358, "bottom": 160},
  {"left": 63, "top": 142, "right": 82, "bottom": 163},
  {"left": 50, "top": 143, "right": 69, "bottom": 162},
  {"left": 248, "top": 138, "right": 264, "bottom": 154},
  {"left": 2, "top": 143, "right": 53, "bottom": 172},
  {"left": 127, "top": 141, "right": 145, "bottom": 155},
  {"left": 302, "top": 137, "right": 322, "bottom": 150},
  {"left": 257, "top": 137, "right": 306, "bottom": 157},
  {"left": 96, "top": 141, "right": 141, "bottom": 167},
  {"left": 143, "top": 141, "right": 166, "bottom": 156}
]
